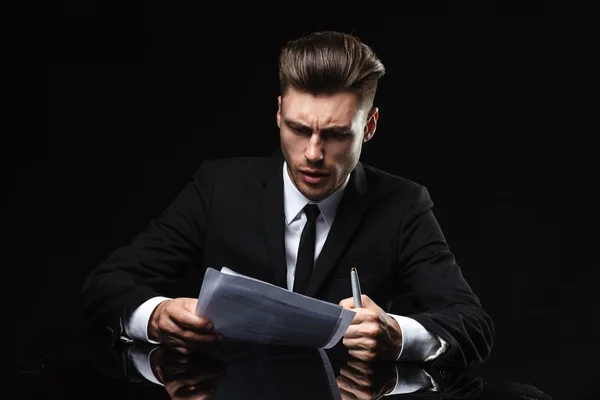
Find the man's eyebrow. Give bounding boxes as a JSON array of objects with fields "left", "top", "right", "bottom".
[
  {"left": 283, "top": 118, "right": 352, "bottom": 132},
  {"left": 323, "top": 124, "right": 352, "bottom": 133},
  {"left": 283, "top": 118, "right": 309, "bottom": 129}
]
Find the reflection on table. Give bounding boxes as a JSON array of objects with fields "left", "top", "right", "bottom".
[
  {"left": 97, "top": 337, "right": 552, "bottom": 399},
  {"left": 10, "top": 329, "right": 554, "bottom": 400}
]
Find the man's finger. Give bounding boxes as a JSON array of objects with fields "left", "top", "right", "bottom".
[
  {"left": 159, "top": 317, "right": 188, "bottom": 340},
  {"left": 171, "top": 326, "right": 222, "bottom": 345},
  {"left": 172, "top": 345, "right": 190, "bottom": 355},
  {"left": 359, "top": 294, "right": 373, "bottom": 306},
  {"left": 348, "top": 349, "right": 376, "bottom": 362},
  {"left": 346, "top": 360, "right": 373, "bottom": 376},
  {"left": 339, "top": 366, "right": 372, "bottom": 388},
  {"left": 180, "top": 297, "right": 199, "bottom": 312},
  {"left": 344, "top": 324, "right": 364, "bottom": 338},
  {"left": 160, "top": 329, "right": 198, "bottom": 353},
  {"left": 173, "top": 354, "right": 190, "bottom": 364},
  {"left": 337, "top": 374, "right": 372, "bottom": 400},
  {"left": 347, "top": 308, "right": 379, "bottom": 325},
  {"left": 343, "top": 337, "right": 377, "bottom": 352},
  {"left": 337, "top": 374, "right": 360, "bottom": 392},
  {"left": 344, "top": 320, "right": 380, "bottom": 338},
  {"left": 160, "top": 316, "right": 222, "bottom": 350},
  {"left": 172, "top": 310, "right": 214, "bottom": 334},
  {"left": 338, "top": 387, "right": 358, "bottom": 400},
  {"left": 340, "top": 295, "right": 374, "bottom": 309},
  {"left": 339, "top": 297, "right": 355, "bottom": 309},
  {"left": 348, "top": 312, "right": 362, "bottom": 325}
]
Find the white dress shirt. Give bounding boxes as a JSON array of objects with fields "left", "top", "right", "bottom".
[{"left": 123, "top": 162, "right": 446, "bottom": 369}]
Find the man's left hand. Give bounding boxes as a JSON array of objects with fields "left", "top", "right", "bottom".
[{"left": 339, "top": 294, "right": 403, "bottom": 361}]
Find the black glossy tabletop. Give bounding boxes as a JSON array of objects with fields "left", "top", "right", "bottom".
[{"left": 8, "top": 326, "right": 561, "bottom": 400}]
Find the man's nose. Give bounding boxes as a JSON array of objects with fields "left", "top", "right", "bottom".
[{"left": 305, "top": 134, "right": 324, "bottom": 163}]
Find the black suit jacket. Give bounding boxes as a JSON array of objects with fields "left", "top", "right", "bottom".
[{"left": 81, "top": 151, "right": 494, "bottom": 369}]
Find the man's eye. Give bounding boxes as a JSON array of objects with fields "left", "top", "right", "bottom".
[
  {"left": 327, "top": 132, "right": 348, "bottom": 140},
  {"left": 293, "top": 128, "right": 311, "bottom": 135}
]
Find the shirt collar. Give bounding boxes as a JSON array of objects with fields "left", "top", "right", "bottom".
[{"left": 282, "top": 161, "right": 349, "bottom": 228}]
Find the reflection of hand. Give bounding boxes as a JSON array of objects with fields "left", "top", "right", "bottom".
[
  {"left": 149, "top": 298, "right": 223, "bottom": 355},
  {"left": 150, "top": 346, "right": 225, "bottom": 400},
  {"left": 339, "top": 295, "right": 403, "bottom": 361},
  {"left": 336, "top": 359, "right": 397, "bottom": 400}
]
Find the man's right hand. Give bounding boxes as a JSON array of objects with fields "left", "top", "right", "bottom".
[{"left": 148, "top": 297, "right": 222, "bottom": 354}]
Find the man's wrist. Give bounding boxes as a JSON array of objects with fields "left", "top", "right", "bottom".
[
  {"left": 124, "top": 296, "right": 172, "bottom": 344},
  {"left": 149, "top": 347, "right": 164, "bottom": 384},
  {"left": 148, "top": 299, "right": 169, "bottom": 342},
  {"left": 386, "top": 314, "right": 443, "bottom": 362},
  {"left": 386, "top": 313, "right": 403, "bottom": 360}
]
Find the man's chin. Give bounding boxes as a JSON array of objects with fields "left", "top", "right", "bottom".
[{"left": 297, "top": 183, "right": 330, "bottom": 201}]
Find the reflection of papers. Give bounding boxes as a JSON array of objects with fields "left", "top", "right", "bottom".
[
  {"left": 195, "top": 267, "right": 355, "bottom": 349},
  {"left": 127, "top": 342, "right": 342, "bottom": 399},
  {"left": 210, "top": 345, "right": 342, "bottom": 400}
]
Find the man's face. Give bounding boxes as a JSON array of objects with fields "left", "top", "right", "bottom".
[{"left": 277, "top": 87, "right": 378, "bottom": 201}]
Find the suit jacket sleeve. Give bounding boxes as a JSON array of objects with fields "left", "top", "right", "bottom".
[
  {"left": 80, "top": 159, "right": 215, "bottom": 342},
  {"left": 394, "top": 184, "right": 495, "bottom": 368}
]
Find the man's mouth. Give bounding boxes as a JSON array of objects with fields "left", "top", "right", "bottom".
[
  {"left": 300, "top": 169, "right": 328, "bottom": 176},
  {"left": 299, "top": 169, "right": 328, "bottom": 184}
]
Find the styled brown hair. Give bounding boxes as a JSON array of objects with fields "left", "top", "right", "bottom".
[{"left": 278, "top": 31, "right": 386, "bottom": 111}]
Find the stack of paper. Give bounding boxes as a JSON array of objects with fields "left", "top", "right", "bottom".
[{"left": 195, "top": 267, "right": 355, "bottom": 349}]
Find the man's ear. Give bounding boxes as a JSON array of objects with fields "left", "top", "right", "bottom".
[
  {"left": 276, "top": 96, "right": 282, "bottom": 128},
  {"left": 363, "top": 107, "right": 379, "bottom": 142}
]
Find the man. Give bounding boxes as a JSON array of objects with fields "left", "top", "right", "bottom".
[{"left": 81, "top": 31, "right": 494, "bottom": 368}]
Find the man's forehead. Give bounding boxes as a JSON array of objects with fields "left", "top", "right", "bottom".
[{"left": 281, "top": 90, "right": 363, "bottom": 126}]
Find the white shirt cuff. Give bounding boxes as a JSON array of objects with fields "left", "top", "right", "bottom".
[
  {"left": 388, "top": 314, "right": 444, "bottom": 362},
  {"left": 129, "top": 345, "right": 163, "bottom": 385},
  {"left": 123, "top": 296, "right": 172, "bottom": 344},
  {"left": 386, "top": 364, "right": 437, "bottom": 395}
]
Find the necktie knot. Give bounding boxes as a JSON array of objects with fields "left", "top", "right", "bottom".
[{"left": 304, "top": 204, "right": 321, "bottom": 223}]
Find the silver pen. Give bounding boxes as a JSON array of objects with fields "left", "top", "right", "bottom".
[{"left": 351, "top": 267, "right": 362, "bottom": 307}]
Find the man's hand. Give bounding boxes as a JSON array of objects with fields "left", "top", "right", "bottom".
[
  {"left": 339, "top": 294, "right": 403, "bottom": 361},
  {"left": 149, "top": 297, "right": 222, "bottom": 355},
  {"left": 150, "top": 346, "right": 225, "bottom": 400},
  {"left": 337, "top": 360, "right": 398, "bottom": 400}
]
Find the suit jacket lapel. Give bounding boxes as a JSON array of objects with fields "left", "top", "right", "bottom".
[
  {"left": 259, "top": 152, "right": 288, "bottom": 289},
  {"left": 306, "top": 162, "right": 368, "bottom": 297}
]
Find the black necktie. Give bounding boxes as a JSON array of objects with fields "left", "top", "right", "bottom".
[{"left": 293, "top": 204, "right": 321, "bottom": 294}]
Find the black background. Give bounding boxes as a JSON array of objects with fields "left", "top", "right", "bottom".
[{"left": 8, "top": 3, "right": 599, "bottom": 399}]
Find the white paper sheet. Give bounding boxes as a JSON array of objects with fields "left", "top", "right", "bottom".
[{"left": 195, "top": 267, "right": 355, "bottom": 349}]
